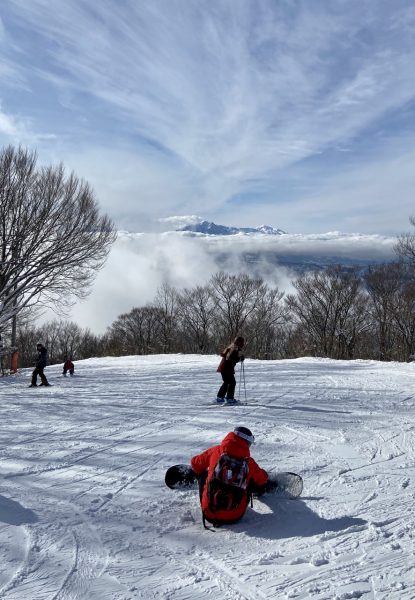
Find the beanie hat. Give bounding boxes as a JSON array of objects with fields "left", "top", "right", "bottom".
[{"left": 234, "top": 426, "right": 255, "bottom": 446}]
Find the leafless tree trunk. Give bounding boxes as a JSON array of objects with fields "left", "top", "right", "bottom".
[{"left": 0, "top": 145, "right": 116, "bottom": 331}]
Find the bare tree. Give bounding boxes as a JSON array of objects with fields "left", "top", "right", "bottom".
[
  {"left": 286, "top": 270, "right": 335, "bottom": 356},
  {"left": 286, "top": 266, "right": 366, "bottom": 358},
  {"left": 392, "top": 278, "right": 415, "bottom": 360},
  {"left": 244, "top": 287, "right": 287, "bottom": 358},
  {"left": 210, "top": 272, "right": 266, "bottom": 343},
  {"left": 56, "top": 321, "right": 83, "bottom": 360},
  {"left": 41, "top": 319, "right": 62, "bottom": 364},
  {"left": 0, "top": 145, "right": 116, "bottom": 331},
  {"left": 177, "top": 285, "right": 216, "bottom": 353},
  {"left": 364, "top": 263, "right": 402, "bottom": 360},
  {"left": 15, "top": 323, "right": 42, "bottom": 368},
  {"left": 154, "top": 283, "right": 180, "bottom": 353},
  {"left": 107, "top": 306, "right": 164, "bottom": 355},
  {"left": 77, "top": 328, "right": 101, "bottom": 359},
  {"left": 395, "top": 216, "right": 415, "bottom": 266}
]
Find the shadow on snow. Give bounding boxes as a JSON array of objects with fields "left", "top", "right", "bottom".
[
  {"left": 241, "top": 497, "right": 367, "bottom": 540},
  {"left": 0, "top": 494, "right": 38, "bottom": 526}
]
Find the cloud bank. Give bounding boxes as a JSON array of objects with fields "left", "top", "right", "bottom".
[{"left": 57, "top": 230, "right": 397, "bottom": 333}]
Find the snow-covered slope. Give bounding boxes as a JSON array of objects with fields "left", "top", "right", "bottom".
[{"left": 1, "top": 356, "right": 414, "bottom": 599}]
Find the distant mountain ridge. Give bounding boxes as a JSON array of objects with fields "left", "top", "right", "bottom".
[{"left": 177, "top": 220, "right": 285, "bottom": 236}]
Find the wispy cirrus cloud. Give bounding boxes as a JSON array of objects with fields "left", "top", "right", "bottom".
[
  {"left": 1, "top": 1, "right": 415, "bottom": 232},
  {"left": 0, "top": 106, "right": 18, "bottom": 136}
]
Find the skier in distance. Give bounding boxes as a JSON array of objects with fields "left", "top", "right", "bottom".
[
  {"left": 30, "top": 343, "right": 50, "bottom": 387},
  {"left": 62, "top": 357, "right": 75, "bottom": 376}
]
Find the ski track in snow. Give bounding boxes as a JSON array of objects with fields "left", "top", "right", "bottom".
[{"left": 1, "top": 355, "right": 415, "bottom": 599}]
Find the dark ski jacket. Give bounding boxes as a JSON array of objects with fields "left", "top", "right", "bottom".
[
  {"left": 35, "top": 346, "right": 48, "bottom": 368},
  {"left": 191, "top": 432, "right": 268, "bottom": 524},
  {"left": 217, "top": 340, "right": 244, "bottom": 375}
]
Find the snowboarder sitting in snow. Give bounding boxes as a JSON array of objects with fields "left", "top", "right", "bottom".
[
  {"left": 216, "top": 336, "right": 245, "bottom": 404},
  {"left": 191, "top": 426, "right": 268, "bottom": 528},
  {"left": 62, "top": 358, "right": 74, "bottom": 376},
  {"left": 30, "top": 343, "right": 50, "bottom": 387}
]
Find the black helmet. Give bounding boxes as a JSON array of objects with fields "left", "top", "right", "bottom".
[{"left": 234, "top": 426, "right": 255, "bottom": 446}]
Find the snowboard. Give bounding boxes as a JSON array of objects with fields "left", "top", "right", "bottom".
[{"left": 165, "top": 464, "right": 303, "bottom": 498}]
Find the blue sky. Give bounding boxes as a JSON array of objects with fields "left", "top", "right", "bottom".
[{"left": 1, "top": 0, "right": 415, "bottom": 234}]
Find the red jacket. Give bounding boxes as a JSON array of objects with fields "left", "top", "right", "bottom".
[{"left": 191, "top": 432, "right": 268, "bottom": 523}]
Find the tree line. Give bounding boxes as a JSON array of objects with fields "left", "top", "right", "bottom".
[{"left": 12, "top": 259, "right": 415, "bottom": 368}]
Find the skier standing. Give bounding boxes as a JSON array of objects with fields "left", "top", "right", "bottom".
[
  {"left": 191, "top": 426, "right": 268, "bottom": 527},
  {"left": 30, "top": 343, "right": 50, "bottom": 387},
  {"left": 216, "top": 336, "right": 245, "bottom": 404}
]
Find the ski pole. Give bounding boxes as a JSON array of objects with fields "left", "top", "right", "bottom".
[
  {"left": 242, "top": 361, "right": 247, "bottom": 402},
  {"left": 238, "top": 363, "right": 243, "bottom": 400}
]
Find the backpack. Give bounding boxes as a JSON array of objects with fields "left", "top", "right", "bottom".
[{"left": 206, "top": 453, "right": 250, "bottom": 514}]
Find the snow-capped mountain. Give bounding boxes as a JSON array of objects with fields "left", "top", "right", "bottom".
[
  {"left": 255, "top": 224, "right": 285, "bottom": 235},
  {"left": 177, "top": 219, "right": 285, "bottom": 235}
]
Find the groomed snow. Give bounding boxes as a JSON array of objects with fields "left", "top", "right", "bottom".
[{"left": 0, "top": 355, "right": 414, "bottom": 599}]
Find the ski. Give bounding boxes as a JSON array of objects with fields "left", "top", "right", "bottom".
[
  {"left": 205, "top": 401, "right": 254, "bottom": 408},
  {"left": 205, "top": 403, "right": 243, "bottom": 408},
  {"left": 165, "top": 464, "right": 303, "bottom": 498}
]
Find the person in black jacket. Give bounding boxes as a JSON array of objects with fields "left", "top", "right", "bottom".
[
  {"left": 216, "top": 336, "right": 245, "bottom": 404},
  {"left": 30, "top": 343, "right": 50, "bottom": 387}
]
